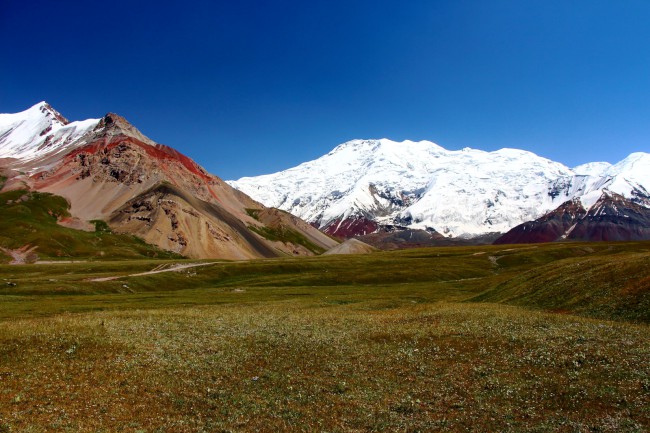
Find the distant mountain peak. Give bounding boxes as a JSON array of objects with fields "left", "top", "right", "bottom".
[
  {"left": 330, "top": 138, "right": 445, "bottom": 153},
  {"left": 230, "top": 138, "right": 649, "bottom": 239},
  {"left": 573, "top": 161, "right": 612, "bottom": 177},
  {"left": 34, "top": 101, "right": 69, "bottom": 126}
]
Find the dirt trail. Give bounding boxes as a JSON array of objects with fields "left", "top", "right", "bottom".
[{"left": 89, "top": 262, "right": 216, "bottom": 282}]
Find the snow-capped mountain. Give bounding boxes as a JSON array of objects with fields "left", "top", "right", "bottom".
[
  {"left": 228, "top": 139, "right": 650, "bottom": 238},
  {"left": 0, "top": 102, "right": 99, "bottom": 162},
  {"left": 548, "top": 153, "right": 650, "bottom": 210},
  {"left": 0, "top": 102, "right": 337, "bottom": 259}
]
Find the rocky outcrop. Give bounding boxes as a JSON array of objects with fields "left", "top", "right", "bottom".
[
  {"left": 357, "top": 226, "right": 498, "bottom": 250},
  {"left": 568, "top": 193, "right": 650, "bottom": 241},
  {"left": 494, "top": 199, "right": 587, "bottom": 244}
]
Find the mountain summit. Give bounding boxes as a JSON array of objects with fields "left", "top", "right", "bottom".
[
  {"left": 0, "top": 101, "right": 98, "bottom": 162},
  {"left": 0, "top": 102, "right": 337, "bottom": 259},
  {"left": 228, "top": 138, "right": 650, "bottom": 240}
]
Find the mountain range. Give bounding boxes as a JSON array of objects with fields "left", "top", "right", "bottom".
[
  {"left": 2, "top": 102, "right": 649, "bottom": 258},
  {"left": 0, "top": 102, "right": 337, "bottom": 260},
  {"left": 228, "top": 138, "right": 650, "bottom": 243}
]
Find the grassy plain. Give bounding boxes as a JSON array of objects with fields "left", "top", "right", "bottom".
[{"left": 0, "top": 242, "right": 649, "bottom": 432}]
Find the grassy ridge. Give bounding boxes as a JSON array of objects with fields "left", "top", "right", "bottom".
[
  {"left": 248, "top": 224, "right": 327, "bottom": 254},
  {"left": 246, "top": 207, "right": 328, "bottom": 254},
  {"left": 473, "top": 251, "right": 650, "bottom": 322}
]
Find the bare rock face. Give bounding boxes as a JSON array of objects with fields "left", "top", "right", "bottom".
[
  {"left": 494, "top": 199, "right": 587, "bottom": 244},
  {"left": 320, "top": 216, "right": 379, "bottom": 238},
  {"left": 494, "top": 192, "right": 650, "bottom": 244},
  {"left": 568, "top": 193, "right": 650, "bottom": 241},
  {"left": 0, "top": 103, "right": 338, "bottom": 259}
]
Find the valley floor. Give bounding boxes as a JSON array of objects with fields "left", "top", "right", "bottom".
[{"left": 0, "top": 242, "right": 649, "bottom": 432}]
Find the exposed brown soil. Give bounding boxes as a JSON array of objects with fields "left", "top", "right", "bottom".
[
  {"left": 323, "top": 238, "right": 378, "bottom": 255},
  {"left": 0, "top": 245, "right": 39, "bottom": 264}
]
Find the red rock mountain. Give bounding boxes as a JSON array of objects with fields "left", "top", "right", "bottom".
[
  {"left": 0, "top": 103, "right": 337, "bottom": 259},
  {"left": 494, "top": 192, "right": 650, "bottom": 244}
]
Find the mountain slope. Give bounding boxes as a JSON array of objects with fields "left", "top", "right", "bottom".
[
  {"left": 0, "top": 189, "right": 181, "bottom": 263},
  {"left": 0, "top": 103, "right": 337, "bottom": 259},
  {"left": 109, "top": 182, "right": 280, "bottom": 259},
  {"left": 495, "top": 192, "right": 650, "bottom": 244},
  {"left": 547, "top": 152, "right": 650, "bottom": 210},
  {"left": 230, "top": 139, "right": 649, "bottom": 238}
]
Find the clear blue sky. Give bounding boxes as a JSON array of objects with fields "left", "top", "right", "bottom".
[{"left": 1, "top": 0, "right": 649, "bottom": 179}]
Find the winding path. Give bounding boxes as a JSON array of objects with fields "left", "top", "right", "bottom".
[{"left": 89, "top": 262, "right": 216, "bottom": 282}]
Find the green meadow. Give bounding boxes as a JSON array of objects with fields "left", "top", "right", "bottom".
[{"left": 0, "top": 242, "right": 649, "bottom": 432}]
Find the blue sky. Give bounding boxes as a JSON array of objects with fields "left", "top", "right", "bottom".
[{"left": 1, "top": 1, "right": 649, "bottom": 179}]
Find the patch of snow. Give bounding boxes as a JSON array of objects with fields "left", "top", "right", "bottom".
[{"left": 579, "top": 191, "right": 604, "bottom": 210}]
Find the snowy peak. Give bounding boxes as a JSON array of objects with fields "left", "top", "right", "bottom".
[
  {"left": 0, "top": 101, "right": 99, "bottom": 162},
  {"left": 606, "top": 152, "right": 650, "bottom": 185},
  {"left": 591, "top": 153, "right": 650, "bottom": 208},
  {"left": 0, "top": 102, "right": 339, "bottom": 260},
  {"left": 0, "top": 103, "right": 155, "bottom": 164},
  {"left": 330, "top": 138, "right": 445, "bottom": 154},
  {"left": 37, "top": 101, "right": 70, "bottom": 126},
  {"left": 18, "top": 101, "right": 71, "bottom": 127}
]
